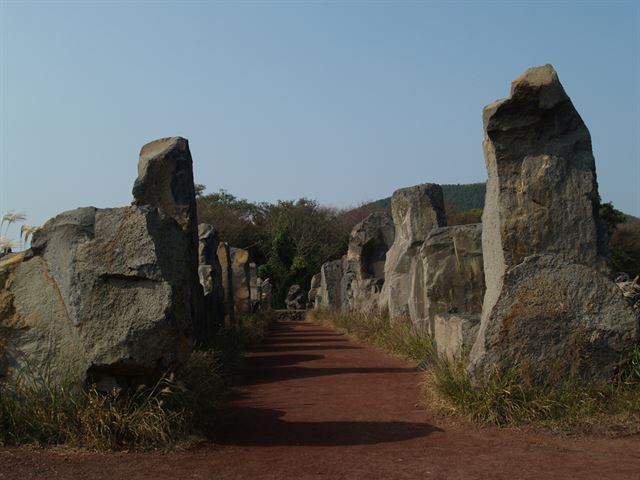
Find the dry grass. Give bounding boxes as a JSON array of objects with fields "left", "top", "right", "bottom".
[
  {"left": 306, "top": 308, "right": 435, "bottom": 367},
  {"left": 0, "top": 311, "right": 273, "bottom": 450}
]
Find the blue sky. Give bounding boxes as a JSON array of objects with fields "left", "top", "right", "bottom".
[{"left": 1, "top": 1, "right": 638, "bottom": 243}]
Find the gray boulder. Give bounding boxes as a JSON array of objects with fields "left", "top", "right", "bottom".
[
  {"left": 285, "top": 284, "right": 307, "bottom": 310},
  {"left": 380, "top": 183, "right": 446, "bottom": 319},
  {"left": 1, "top": 206, "right": 193, "bottom": 386},
  {"left": 345, "top": 212, "right": 395, "bottom": 312},
  {"left": 470, "top": 65, "right": 638, "bottom": 383}
]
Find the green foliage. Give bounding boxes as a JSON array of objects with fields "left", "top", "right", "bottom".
[
  {"left": 198, "top": 192, "right": 368, "bottom": 307},
  {"left": 194, "top": 183, "right": 207, "bottom": 198},
  {"left": 441, "top": 183, "right": 486, "bottom": 211},
  {"left": 609, "top": 221, "right": 640, "bottom": 276},
  {"left": 599, "top": 201, "right": 627, "bottom": 236}
]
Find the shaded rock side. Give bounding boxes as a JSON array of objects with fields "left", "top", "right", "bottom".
[
  {"left": 230, "top": 247, "right": 251, "bottom": 316},
  {"left": 198, "top": 223, "right": 224, "bottom": 342},
  {"left": 285, "top": 284, "right": 307, "bottom": 310},
  {"left": 470, "top": 65, "right": 637, "bottom": 383},
  {"left": 217, "top": 242, "right": 234, "bottom": 325},
  {"left": 380, "top": 183, "right": 446, "bottom": 319},
  {"left": 1, "top": 206, "right": 193, "bottom": 386},
  {"left": 347, "top": 212, "right": 395, "bottom": 312}
]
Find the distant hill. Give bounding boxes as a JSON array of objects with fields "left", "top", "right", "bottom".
[
  {"left": 366, "top": 183, "right": 638, "bottom": 223},
  {"left": 367, "top": 182, "right": 487, "bottom": 213}
]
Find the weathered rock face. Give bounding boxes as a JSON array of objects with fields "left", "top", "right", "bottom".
[
  {"left": 1, "top": 206, "right": 193, "bottom": 386},
  {"left": 407, "top": 224, "right": 484, "bottom": 359},
  {"left": 470, "top": 65, "right": 638, "bottom": 383},
  {"left": 416, "top": 224, "right": 485, "bottom": 330},
  {"left": 198, "top": 224, "right": 224, "bottom": 342},
  {"left": 347, "top": 212, "right": 395, "bottom": 312},
  {"left": 380, "top": 184, "right": 446, "bottom": 319},
  {"left": 230, "top": 247, "right": 251, "bottom": 316},
  {"left": 308, "top": 273, "right": 321, "bottom": 308},
  {"left": 216, "top": 242, "right": 234, "bottom": 325},
  {"left": 472, "top": 255, "right": 638, "bottom": 381},
  {"left": 132, "top": 137, "right": 198, "bottom": 243},
  {"left": 340, "top": 256, "right": 355, "bottom": 311},
  {"left": 316, "top": 259, "right": 343, "bottom": 309},
  {"left": 285, "top": 284, "right": 306, "bottom": 310},
  {"left": 433, "top": 314, "right": 480, "bottom": 362}
]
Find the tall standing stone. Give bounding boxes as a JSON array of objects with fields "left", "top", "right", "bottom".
[
  {"left": 347, "top": 212, "right": 395, "bottom": 312},
  {"left": 469, "top": 65, "right": 638, "bottom": 383},
  {"left": 217, "top": 242, "right": 234, "bottom": 325},
  {"left": 230, "top": 247, "right": 251, "bottom": 316},
  {"left": 316, "top": 259, "right": 343, "bottom": 309},
  {"left": 198, "top": 224, "right": 224, "bottom": 342},
  {"left": 132, "top": 137, "right": 203, "bottom": 341},
  {"left": 380, "top": 184, "right": 446, "bottom": 319},
  {"left": 133, "top": 137, "right": 198, "bottom": 243}
]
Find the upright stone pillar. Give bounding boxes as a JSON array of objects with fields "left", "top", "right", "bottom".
[
  {"left": 380, "top": 183, "right": 446, "bottom": 319},
  {"left": 469, "top": 65, "right": 637, "bottom": 383}
]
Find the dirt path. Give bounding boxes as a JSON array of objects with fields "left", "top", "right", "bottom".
[{"left": 1, "top": 319, "right": 639, "bottom": 479}]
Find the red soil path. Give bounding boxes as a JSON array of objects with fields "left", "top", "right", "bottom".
[{"left": 1, "top": 319, "right": 639, "bottom": 479}]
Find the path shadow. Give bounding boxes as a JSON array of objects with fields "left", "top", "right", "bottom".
[
  {"left": 242, "top": 365, "right": 417, "bottom": 385},
  {"left": 212, "top": 406, "right": 443, "bottom": 446},
  {"left": 262, "top": 338, "right": 348, "bottom": 345},
  {"left": 251, "top": 344, "right": 362, "bottom": 353},
  {"left": 246, "top": 354, "right": 325, "bottom": 368},
  {"left": 268, "top": 332, "right": 346, "bottom": 338}
]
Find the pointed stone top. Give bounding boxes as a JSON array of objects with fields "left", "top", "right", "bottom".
[
  {"left": 510, "top": 64, "right": 567, "bottom": 109},
  {"left": 139, "top": 137, "right": 188, "bottom": 167},
  {"left": 511, "top": 64, "right": 557, "bottom": 91}
]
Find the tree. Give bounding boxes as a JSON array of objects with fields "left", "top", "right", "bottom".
[{"left": 599, "top": 201, "right": 627, "bottom": 236}]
